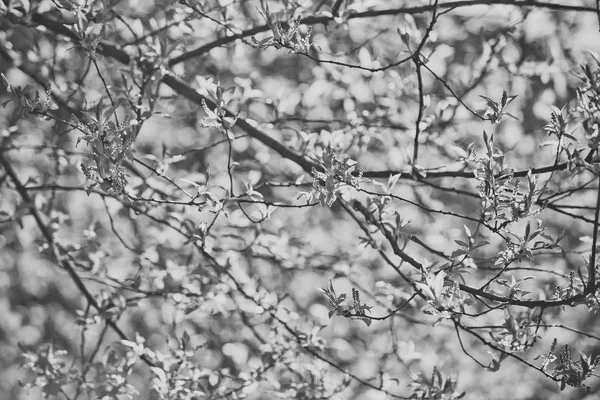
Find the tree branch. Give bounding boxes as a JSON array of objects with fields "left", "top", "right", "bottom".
[
  {"left": 169, "top": 0, "right": 597, "bottom": 66},
  {"left": 0, "top": 152, "right": 157, "bottom": 368}
]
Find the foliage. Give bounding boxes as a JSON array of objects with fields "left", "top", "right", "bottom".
[{"left": 2, "top": 1, "right": 600, "bottom": 399}]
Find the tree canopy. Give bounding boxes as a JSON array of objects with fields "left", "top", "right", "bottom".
[{"left": 2, "top": 0, "right": 600, "bottom": 399}]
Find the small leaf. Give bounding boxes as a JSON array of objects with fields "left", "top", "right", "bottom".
[
  {"left": 222, "top": 87, "right": 236, "bottom": 104},
  {"left": 387, "top": 173, "right": 401, "bottom": 192},
  {"left": 151, "top": 367, "right": 167, "bottom": 383}
]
